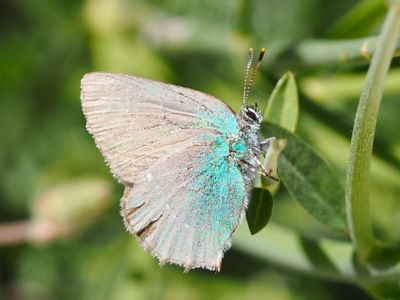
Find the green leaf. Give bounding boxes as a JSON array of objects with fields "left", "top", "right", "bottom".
[
  {"left": 299, "top": 237, "right": 340, "bottom": 275},
  {"left": 366, "top": 242, "right": 400, "bottom": 270},
  {"left": 262, "top": 122, "right": 348, "bottom": 232},
  {"left": 260, "top": 138, "right": 287, "bottom": 188},
  {"left": 367, "top": 279, "right": 400, "bottom": 300},
  {"left": 264, "top": 71, "right": 299, "bottom": 132},
  {"left": 246, "top": 188, "right": 273, "bottom": 235},
  {"left": 327, "top": 0, "right": 386, "bottom": 39}
]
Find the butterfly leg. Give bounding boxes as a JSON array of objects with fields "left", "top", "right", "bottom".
[
  {"left": 234, "top": 157, "right": 258, "bottom": 174},
  {"left": 248, "top": 149, "right": 279, "bottom": 182},
  {"left": 258, "top": 169, "right": 279, "bottom": 182},
  {"left": 260, "top": 137, "right": 276, "bottom": 152}
]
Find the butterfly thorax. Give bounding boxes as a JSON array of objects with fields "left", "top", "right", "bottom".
[
  {"left": 228, "top": 106, "right": 263, "bottom": 184},
  {"left": 237, "top": 105, "right": 263, "bottom": 156}
]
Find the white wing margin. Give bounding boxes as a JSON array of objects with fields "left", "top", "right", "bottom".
[{"left": 80, "top": 72, "right": 239, "bottom": 184}]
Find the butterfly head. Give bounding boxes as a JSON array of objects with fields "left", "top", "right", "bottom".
[{"left": 241, "top": 47, "right": 265, "bottom": 127}]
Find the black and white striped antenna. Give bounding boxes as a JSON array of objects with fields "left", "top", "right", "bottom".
[{"left": 242, "top": 48, "right": 266, "bottom": 107}]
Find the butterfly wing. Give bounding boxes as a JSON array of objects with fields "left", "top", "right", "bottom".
[
  {"left": 81, "top": 72, "right": 247, "bottom": 271},
  {"left": 122, "top": 134, "right": 247, "bottom": 271},
  {"left": 81, "top": 72, "right": 239, "bottom": 184}
]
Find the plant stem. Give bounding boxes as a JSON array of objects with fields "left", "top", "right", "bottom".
[
  {"left": 234, "top": 222, "right": 400, "bottom": 282},
  {"left": 0, "top": 220, "right": 66, "bottom": 246},
  {"left": 346, "top": 4, "right": 400, "bottom": 261},
  {"left": 234, "top": 223, "right": 355, "bottom": 281},
  {"left": 0, "top": 221, "right": 32, "bottom": 246},
  {"left": 292, "top": 36, "right": 400, "bottom": 68}
]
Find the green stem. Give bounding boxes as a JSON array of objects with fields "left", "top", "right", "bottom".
[
  {"left": 346, "top": 4, "right": 400, "bottom": 261},
  {"left": 291, "top": 36, "right": 400, "bottom": 68},
  {"left": 234, "top": 222, "right": 400, "bottom": 283},
  {"left": 234, "top": 223, "right": 356, "bottom": 282}
]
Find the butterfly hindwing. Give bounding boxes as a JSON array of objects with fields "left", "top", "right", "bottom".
[{"left": 122, "top": 134, "right": 247, "bottom": 271}]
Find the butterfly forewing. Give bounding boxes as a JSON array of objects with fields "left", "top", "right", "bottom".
[
  {"left": 81, "top": 72, "right": 238, "bottom": 183},
  {"left": 81, "top": 72, "right": 247, "bottom": 271}
]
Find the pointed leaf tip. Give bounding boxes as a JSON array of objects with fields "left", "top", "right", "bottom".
[
  {"left": 246, "top": 188, "right": 273, "bottom": 235},
  {"left": 264, "top": 72, "right": 299, "bottom": 133}
]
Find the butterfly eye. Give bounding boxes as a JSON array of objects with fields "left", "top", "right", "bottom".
[{"left": 245, "top": 109, "right": 258, "bottom": 121}]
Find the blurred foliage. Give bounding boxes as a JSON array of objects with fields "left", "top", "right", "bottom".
[{"left": 1, "top": 0, "right": 400, "bottom": 299}]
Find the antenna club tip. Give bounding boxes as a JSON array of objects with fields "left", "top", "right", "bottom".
[{"left": 256, "top": 48, "right": 266, "bottom": 65}]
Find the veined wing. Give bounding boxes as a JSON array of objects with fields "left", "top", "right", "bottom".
[
  {"left": 81, "top": 72, "right": 239, "bottom": 184},
  {"left": 121, "top": 132, "right": 247, "bottom": 271}
]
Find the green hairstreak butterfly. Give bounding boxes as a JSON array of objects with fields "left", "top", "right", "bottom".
[{"left": 80, "top": 48, "right": 277, "bottom": 272}]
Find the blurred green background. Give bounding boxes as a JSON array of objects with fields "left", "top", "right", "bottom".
[{"left": 1, "top": 0, "right": 400, "bottom": 299}]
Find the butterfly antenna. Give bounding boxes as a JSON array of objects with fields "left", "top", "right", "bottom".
[
  {"left": 242, "top": 48, "right": 254, "bottom": 107},
  {"left": 245, "top": 48, "right": 266, "bottom": 105}
]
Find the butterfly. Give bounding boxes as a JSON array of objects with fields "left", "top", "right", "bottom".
[{"left": 80, "top": 48, "right": 278, "bottom": 272}]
